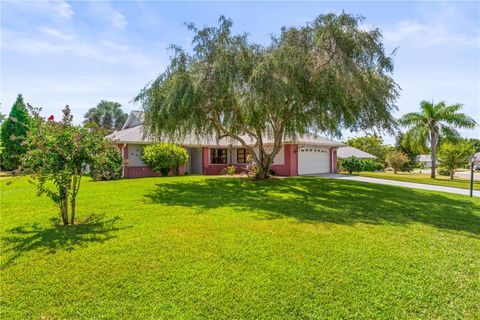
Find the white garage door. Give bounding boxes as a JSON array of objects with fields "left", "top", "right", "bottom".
[{"left": 298, "top": 147, "right": 330, "bottom": 175}]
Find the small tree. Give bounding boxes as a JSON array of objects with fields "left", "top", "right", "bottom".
[
  {"left": 141, "top": 143, "right": 188, "bottom": 176},
  {"left": 385, "top": 150, "right": 409, "bottom": 174},
  {"left": 340, "top": 156, "right": 364, "bottom": 174},
  {"left": 1, "top": 94, "right": 31, "bottom": 171},
  {"left": 395, "top": 132, "right": 420, "bottom": 172},
  {"left": 438, "top": 141, "right": 474, "bottom": 180},
  {"left": 21, "top": 105, "right": 117, "bottom": 225}
]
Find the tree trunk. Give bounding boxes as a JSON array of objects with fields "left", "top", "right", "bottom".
[
  {"left": 449, "top": 170, "right": 454, "bottom": 180},
  {"left": 430, "top": 132, "right": 437, "bottom": 179},
  {"left": 70, "top": 198, "right": 76, "bottom": 225},
  {"left": 393, "top": 168, "right": 398, "bottom": 174},
  {"left": 60, "top": 200, "right": 69, "bottom": 225}
]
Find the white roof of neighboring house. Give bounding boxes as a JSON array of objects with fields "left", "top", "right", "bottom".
[
  {"left": 337, "top": 146, "right": 376, "bottom": 159},
  {"left": 107, "top": 111, "right": 345, "bottom": 147},
  {"left": 474, "top": 152, "right": 480, "bottom": 163},
  {"left": 417, "top": 154, "right": 432, "bottom": 162}
]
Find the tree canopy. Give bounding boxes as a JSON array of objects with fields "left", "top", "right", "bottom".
[
  {"left": 84, "top": 100, "right": 128, "bottom": 132},
  {"left": 399, "top": 100, "right": 476, "bottom": 178},
  {"left": 438, "top": 140, "right": 475, "bottom": 180},
  {"left": 135, "top": 14, "right": 399, "bottom": 179},
  {"left": 1, "top": 94, "right": 31, "bottom": 171}
]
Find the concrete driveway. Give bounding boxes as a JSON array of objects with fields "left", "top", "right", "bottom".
[{"left": 312, "top": 173, "right": 480, "bottom": 197}]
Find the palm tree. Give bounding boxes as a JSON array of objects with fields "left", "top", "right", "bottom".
[
  {"left": 399, "top": 100, "right": 476, "bottom": 178},
  {"left": 84, "top": 100, "right": 128, "bottom": 132}
]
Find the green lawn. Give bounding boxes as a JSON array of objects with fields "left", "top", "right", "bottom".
[
  {"left": 1, "top": 176, "right": 479, "bottom": 319},
  {"left": 358, "top": 171, "right": 480, "bottom": 190}
]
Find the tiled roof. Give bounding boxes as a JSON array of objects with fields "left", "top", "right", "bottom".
[{"left": 107, "top": 124, "right": 345, "bottom": 147}]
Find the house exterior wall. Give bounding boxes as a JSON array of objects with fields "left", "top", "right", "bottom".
[
  {"left": 119, "top": 143, "right": 334, "bottom": 177},
  {"left": 201, "top": 144, "right": 298, "bottom": 176}
]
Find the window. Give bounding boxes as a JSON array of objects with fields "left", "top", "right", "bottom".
[
  {"left": 236, "top": 148, "right": 249, "bottom": 163},
  {"left": 210, "top": 148, "right": 227, "bottom": 164}
]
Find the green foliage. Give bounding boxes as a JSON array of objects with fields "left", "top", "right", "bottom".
[
  {"left": 84, "top": 100, "right": 128, "bottom": 132},
  {"left": 136, "top": 14, "right": 399, "bottom": 179},
  {"left": 385, "top": 150, "right": 409, "bottom": 174},
  {"left": 466, "top": 138, "right": 480, "bottom": 153},
  {"left": 345, "top": 135, "right": 393, "bottom": 165},
  {"left": 399, "top": 100, "right": 476, "bottom": 178},
  {"left": 437, "top": 141, "right": 475, "bottom": 179},
  {"left": 340, "top": 156, "right": 364, "bottom": 174},
  {"left": 221, "top": 165, "right": 237, "bottom": 175},
  {"left": 437, "top": 168, "right": 450, "bottom": 176},
  {"left": 141, "top": 143, "right": 188, "bottom": 176},
  {"left": 395, "top": 132, "right": 419, "bottom": 172},
  {"left": 362, "top": 159, "right": 384, "bottom": 172},
  {"left": 1, "top": 94, "right": 31, "bottom": 171},
  {"left": 90, "top": 142, "right": 123, "bottom": 181},
  {"left": 21, "top": 105, "right": 118, "bottom": 225}
]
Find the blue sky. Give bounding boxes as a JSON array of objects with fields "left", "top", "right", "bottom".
[{"left": 1, "top": 1, "right": 479, "bottom": 143}]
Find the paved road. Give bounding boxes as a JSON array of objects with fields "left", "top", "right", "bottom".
[{"left": 313, "top": 173, "right": 480, "bottom": 197}]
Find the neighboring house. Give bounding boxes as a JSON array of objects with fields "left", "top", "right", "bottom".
[
  {"left": 337, "top": 146, "right": 376, "bottom": 159},
  {"left": 107, "top": 111, "right": 345, "bottom": 178},
  {"left": 417, "top": 154, "right": 432, "bottom": 168},
  {"left": 474, "top": 152, "right": 480, "bottom": 164}
]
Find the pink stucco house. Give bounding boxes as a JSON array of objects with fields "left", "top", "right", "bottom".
[{"left": 107, "top": 111, "right": 344, "bottom": 178}]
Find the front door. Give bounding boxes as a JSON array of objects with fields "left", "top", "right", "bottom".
[{"left": 189, "top": 148, "right": 203, "bottom": 175}]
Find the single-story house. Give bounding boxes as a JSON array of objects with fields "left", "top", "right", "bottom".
[
  {"left": 417, "top": 154, "right": 432, "bottom": 168},
  {"left": 107, "top": 111, "right": 345, "bottom": 178},
  {"left": 337, "top": 146, "right": 376, "bottom": 159}
]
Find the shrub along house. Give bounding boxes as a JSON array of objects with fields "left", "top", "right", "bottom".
[{"left": 107, "top": 111, "right": 345, "bottom": 178}]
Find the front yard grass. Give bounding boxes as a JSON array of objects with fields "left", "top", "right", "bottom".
[
  {"left": 358, "top": 171, "right": 480, "bottom": 190},
  {"left": 1, "top": 176, "right": 479, "bottom": 319}
]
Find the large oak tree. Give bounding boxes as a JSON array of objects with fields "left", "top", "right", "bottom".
[{"left": 135, "top": 14, "right": 399, "bottom": 179}]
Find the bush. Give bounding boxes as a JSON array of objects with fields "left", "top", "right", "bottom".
[
  {"left": 340, "top": 156, "right": 364, "bottom": 174},
  {"left": 362, "top": 159, "right": 383, "bottom": 172},
  {"left": 141, "top": 143, "right": 188, "bottom": 176},
  {"left": 438, "top": 168, "right": 450, "bottom": 176},
  {"left": 90, "top": 143, "right": 123, "bottom": 181},
  {"left": 222, "top": 165, "right": 237, "bottom": 175}
]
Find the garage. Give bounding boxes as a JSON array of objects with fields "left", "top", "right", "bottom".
[{"left": 298, "top": 145, "right": 331, "bottom": 175}]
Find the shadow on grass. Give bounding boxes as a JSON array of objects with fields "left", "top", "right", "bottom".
[
  {"left": 145, "top": 177, "right": 480, "bottom": 237},
  {"left": 2, "top": 214, "right": 130, "bottom": 268}
]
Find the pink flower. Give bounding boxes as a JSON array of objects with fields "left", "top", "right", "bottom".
[{"left": 47, "top": 115, "right": 54, "bottom": 121}]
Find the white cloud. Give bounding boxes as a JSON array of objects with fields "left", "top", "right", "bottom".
[
  {"left": 55, "top": 0, "right": 74, "bottom": 19},
  {"left": 383, "top": 20, "right": 479, "bottom": 48},
  {"left": 111, "top": 11, "right": 127, "bottom": 29},
  {"left": 2, "top": 27, "right": 161, "bottom": 67},
  {"left": 87, "top": 2, "right": 128, "bottom": 30},
  {"left": 38, "top": 27, "right": 74, "bottom": 40}
]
